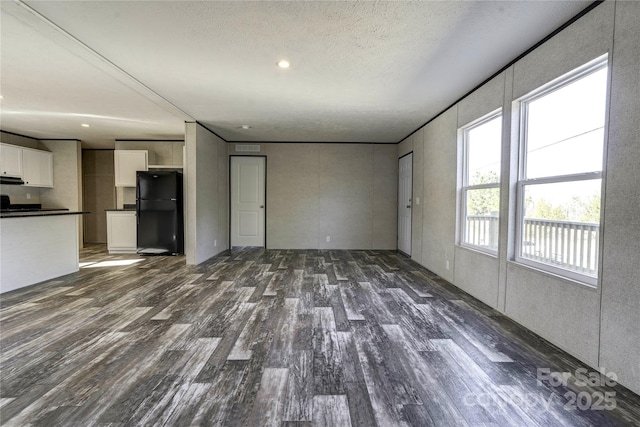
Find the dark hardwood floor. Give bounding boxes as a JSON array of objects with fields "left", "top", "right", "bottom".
[{"left": 1, "top": 245, "right": 639, "bottom": 426}]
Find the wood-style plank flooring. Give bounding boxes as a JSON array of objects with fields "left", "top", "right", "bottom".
[{"left": 1, "top": 245, "right": 639, "bottom": 426}]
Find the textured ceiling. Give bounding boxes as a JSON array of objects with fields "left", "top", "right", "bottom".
[{"left": 1, "top": 1, "right": 592, "bottom": 147}]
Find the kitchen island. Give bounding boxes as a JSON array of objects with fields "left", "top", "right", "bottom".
[{"left": 0, "top": 210, "right": 88, "bottom": 293}]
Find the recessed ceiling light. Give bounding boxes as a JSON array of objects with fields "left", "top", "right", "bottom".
[
  {"left": 277, "top": 60, "right": 290, "bottom": 69},
  {"left": 241, "top": 125, "right": 251, "bottom": 129},
  {"left": 81, "top": 123, "right": 90, "bottom": 127}
]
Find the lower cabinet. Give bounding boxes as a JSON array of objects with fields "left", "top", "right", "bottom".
[{"left": 106, "top": 211, "right": 137, "bottom": 254}]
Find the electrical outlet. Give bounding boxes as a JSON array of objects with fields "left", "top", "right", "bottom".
[
  {"left": 326, "top": 235, "right": 331, "bottom": 242},
  {"left": 26, "top": 193, "right": 31, "bottom": 200},
  {"left": 446, "top": 260, "right": 450, "bottom": 270},
  {"left": 416, "top": 197, "right": 420, "bottom": 205},
  {"left": 214, "top": 239, "right": 217, "bottom": 247}
]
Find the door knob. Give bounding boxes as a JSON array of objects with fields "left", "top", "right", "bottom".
[
  {"left": 406, "top": 205, "right": 411, "bottom": 208},
  {"left": 260, "top": 205, "right": 264, "bottom": 208}
]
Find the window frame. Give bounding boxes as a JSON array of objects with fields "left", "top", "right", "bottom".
[
  {"left": 459, "top": 109, "right": 502, "bottom": 255},
  {"left": 514, "top": 55, "right": 609, "bottom": 287}
]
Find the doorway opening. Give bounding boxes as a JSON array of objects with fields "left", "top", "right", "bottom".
[{"left": 398, "top": 152, "right": 413, "bottom": 256}]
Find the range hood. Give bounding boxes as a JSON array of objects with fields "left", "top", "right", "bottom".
[{"left": 0, "top": 176, "right": 25, "bottom": 185}]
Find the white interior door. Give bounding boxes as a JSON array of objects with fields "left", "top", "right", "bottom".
[
  {"left": 231, "top": 156, "right": 265, "bottom": 247},
  {"left": 398, "top": 153, "right": 412, "bottom": 255}
]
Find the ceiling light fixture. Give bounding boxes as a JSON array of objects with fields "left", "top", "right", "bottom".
[
  {"left": 241, "top": 125, "right": 251, "bottom": 129},
  {"left": 277, "top": 60, "right": 290, "bottom": 69},
  {"left": 81, "top": 123, "right": 90, "bottom": 127}
]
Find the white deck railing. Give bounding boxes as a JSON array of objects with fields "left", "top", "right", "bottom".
[
  {"left": 522, "top": 218, "right": 599, "bottom": 276},
  {"left": 465, "top": 215, "right": 499, "bottom": 251},
  {"left": 465, "top": 216, "right": 599, "bottom": 276}
]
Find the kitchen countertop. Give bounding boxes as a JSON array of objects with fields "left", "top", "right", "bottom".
[
  {"left": 106, "top": 204, "right": 136, "bottom": 212},
  {"left": 0, "top": 210, "right": 89, "bottom": 219}
]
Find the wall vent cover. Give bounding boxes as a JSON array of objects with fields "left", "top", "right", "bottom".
[{"left": 235, "top": 144, "right": 261, "bottom": 152}]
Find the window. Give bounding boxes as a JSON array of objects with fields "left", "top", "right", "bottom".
[
  {"left": 516, "top": 56, "right": 608, "bottom": 285},
  {"left": 459, "top": 110, "right": 502, "bottom": 253}
]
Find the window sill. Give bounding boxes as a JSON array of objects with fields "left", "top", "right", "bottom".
[
  {"left": 457, "top": 244, "right": 499, "bottom": 259},
  {"left": 508, "top": 258, "right": 599, "bottom": 291}
]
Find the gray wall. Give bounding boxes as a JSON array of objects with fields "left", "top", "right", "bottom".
[
  {"left": 454, "top": 74, "right": 505, "bottom": 307},
  {"left": 40, "top": 140, "right": 82, "bottom": 212},
  {"left": 398, "top": 129, "right": 425, "bottom": 261},
  {"left": 599, "top": 0, "right": 640, "bottom": 397},
  {"left": 229, "top": 143, "right": 397, "bottom": 250},
  {"left": 185, "top": 123, "right": 228, "bottom": 264},
  {"left": 422, "top": 108, "right": 458, "bottom": 283},
  {"left": 82, "top": 150, "right": 115, "bottom": 243},
  {"left": 400, "top": 1, "right": 639, "bottom": 394},
  {"left": 40, "top": 140, "right": 83, "bottom": 246},
  {"left": 504, "top": 0, "right": 612, "bottom": 375}
]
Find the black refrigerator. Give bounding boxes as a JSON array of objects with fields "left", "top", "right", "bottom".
[{"left": 136, "top": 171, "right": 184, "bottom": 255}]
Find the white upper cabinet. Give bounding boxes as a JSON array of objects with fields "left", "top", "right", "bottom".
[
  {"left": 0, "top": 144, "right": 23, "bottom": 177},
  {"left": 1, "top": 143, "right": 53, "bottom": 187},
  {"left": 22, "top": 148, "right": 53, "bottom": 187},
  {"left": 114, "top": 150, "right": 148, "bottom": 187}
]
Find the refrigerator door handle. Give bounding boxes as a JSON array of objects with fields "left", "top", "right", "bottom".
[{"left": 136, "top": 200, "right": 140, "bottom": 224}]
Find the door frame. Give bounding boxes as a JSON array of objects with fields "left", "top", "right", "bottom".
[
  {"left": 397, "top": 151, "right": 413, "bottom": 256},
  {"left": 229, "top": 155, "right": 267, "bottom": 249}
]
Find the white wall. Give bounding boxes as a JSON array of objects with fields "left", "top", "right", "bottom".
[
  {"left": 229, "top": 143, "right": 397, "bottom": 250},
  {"left": 401, "top": 1, "right": 639, "bottom": 394},
  {"left": 114, "top": 140, "right": 184, "bottom": 207},
  {"left": 185, "top": 123, "right": 228, "bottom": 264}
]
